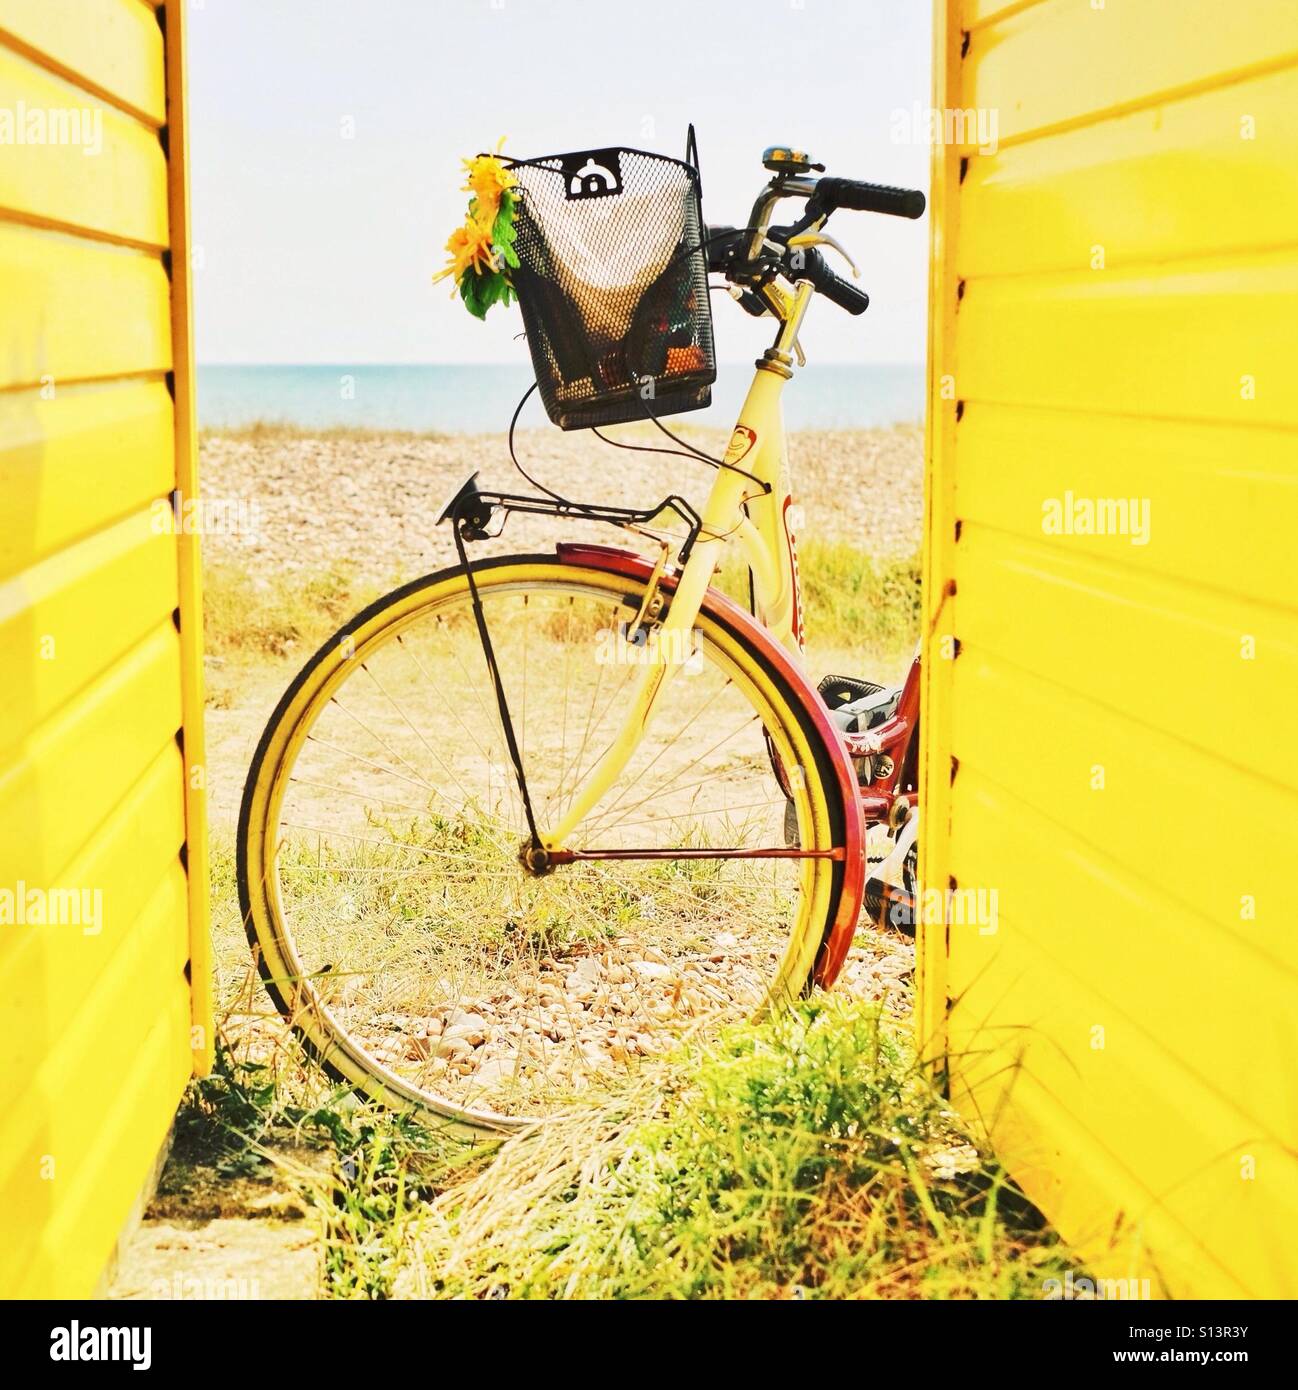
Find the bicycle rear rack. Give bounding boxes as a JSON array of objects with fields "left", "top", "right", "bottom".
[{"left": 436, "top": 470, "right": 703, "bottom": 562}]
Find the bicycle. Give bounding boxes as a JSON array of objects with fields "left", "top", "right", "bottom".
[{"left": 237, "top": 144, "right": 926, "bottom": 1133}]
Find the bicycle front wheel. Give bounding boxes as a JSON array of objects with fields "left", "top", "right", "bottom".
[{"left": 237, "top": 553, "right": 851, "bottom": 1131}]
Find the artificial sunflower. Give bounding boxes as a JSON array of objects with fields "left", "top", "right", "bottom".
[
  {"left": 434, "top": 140, "right": 521, "bottom": 319},
  {"left": 462, "top": 149, "right": 516, "bottom": 218},
  {"left": 438, "top": 217, "right": 497, "bottom": 282}
]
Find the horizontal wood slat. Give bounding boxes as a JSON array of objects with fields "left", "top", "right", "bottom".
[
  {"left": 0, "top": 46, "right": 169, "bottom": 247},
  {"left": 0, "top": 0, "right": 165, "bottom": 126},
  {"left": 0, "top": 221, "right": 170, "bottom": 392},
  {"left": 0, "top": 379, "right": 175, "bottom": 581}
]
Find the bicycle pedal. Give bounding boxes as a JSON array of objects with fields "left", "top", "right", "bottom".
[
  {"left": 819, "top": 673, "right": 902, "bottom": 736},
  {"left": 817, "top": 673, "right": 885, "bottom": 708}
]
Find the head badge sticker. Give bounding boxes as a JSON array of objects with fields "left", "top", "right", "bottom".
[
  {"left": 562, "top": 149, "right": 624, "bottom": 200},
  {"left": 724, "top": 426, "right": 757, "bottom": 465}
]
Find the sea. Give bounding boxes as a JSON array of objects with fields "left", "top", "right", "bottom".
[{"left": 197, "top": 362, "right": 924, "bottom": 434}]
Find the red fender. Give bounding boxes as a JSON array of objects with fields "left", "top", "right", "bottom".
[{"left": 557, "top": 542, "right": 865, "bottom": 987}]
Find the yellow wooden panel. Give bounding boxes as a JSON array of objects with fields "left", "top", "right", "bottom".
[
  {"left": 0, "top": 743, "right": 185, "bottom": 1109},
  {"left": 0, "top": 509, "right": 178, "bottom": 758},
  {"left": 962, "top": 0, "right": 1045, "bottom": 31},
  {"left": 948, "top": 1028, "right": 1282, "bottom": 1300},
  {"left": 948, "top": 916, "right": 1298, "bottom": 1298},
  {"left": 0, "top": 0, "right": 204, "bottom": 1297},
  {"left": 955, "top": 404, "right": 1298, "bottom": 609},
  {"left": 1, "top": 870, "right": 191, "bottom": 1295},
  {"left": 953, "top": 523, "right": 1298, "bottom": 789},
  {"left": 927, "top": 0, "right": 1298, "bottom": 1303},
  {"left": 960, "top": 65, "right": 1298, "bottom": 277},
  {"left": 969, "top": 0, "right": 1298, "bottom": 147},
  {"left": 956, "top": 250, "right": 1298, "bottom": 428},
  {"left": 946, "top": 763, "right": 1298, "bottom": 1141},
  {"left": 0, "top": 0, "right": 165, "bottom": 125},
  {"left": 15, "top": 996, "right": 192, "bottom": 1297},
  {"left": 0, "top": 621, "right": 182, "bottom": 889},
  {"left": 0, "top": 47, "right": 169, "bottom": 247},
  {"left": 949, "top": 1057, "right": 1234, "bottom": 1297},
  {"left": 0, "top": 221, "right": 171, "bottom": 391},
  {"left": 950, "top": 646, "right": 1298, "bottom": 974},
  {"left": 0, "top": 380, "right": 174, "bottom": 581},
  {"left": 161, "top": 0, "right": 212, "bottom": 1078},
  {"left": 916, "top": 0, "right": 967, "bottom": 1064}
]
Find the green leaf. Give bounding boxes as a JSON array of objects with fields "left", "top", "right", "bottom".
[
  {"left": 458, "top": 269, "right": 488, "bottom": 320},
  {"left": 493, "top": 189, "right": 515, "bottom": 231},
  {"left": 458, "top": 265, "right": 516, "bottom": 320},
  {"left": 479, "top": 274, "right": 502, "bottom": 312},
  {"left": 492, "top": 191, "right": 517, "bottom": 250}
]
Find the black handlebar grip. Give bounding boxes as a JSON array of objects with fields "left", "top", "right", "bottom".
[
  {"left": 818, "top": 271, "right": 870, "bottom": 316},
  {"left": 793, "top": 247, "right": 870, "bottom": 315},
  {"left": 815, "top": 177, "right": 926, "bottom": 219}
]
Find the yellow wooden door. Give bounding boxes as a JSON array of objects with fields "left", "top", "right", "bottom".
[
  {"left": 0, "top": 0, "right": 209, "bottom": 1297},
  {"left": 921, "top": 0, "right": 1298, "bottom": 1299}
]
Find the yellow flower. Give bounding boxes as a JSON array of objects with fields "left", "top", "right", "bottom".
[
  {"left": 433, "top": 216, "right": 497, "bottom": 284},
  {"left": 461, "top": 141, "right": 516, "bottom": 223}
]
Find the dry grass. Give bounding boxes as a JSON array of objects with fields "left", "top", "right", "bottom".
[
  {"left": 396, "top": 998, "right": 1072, "bottom": 1299},
  {"left": 198, "top": 419, "right": 451, "bottom": 445},
  {"left": 204, "top": 538, "right": 920, "bottom": 680},
  {"left": 181, "top": 957, "right": 1071, "bottom": 1300},
  {"left": 201, "top": 560, "right": 383, "bottom": 709}
]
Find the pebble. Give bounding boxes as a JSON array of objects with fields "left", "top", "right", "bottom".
[
  {"left": 472, "top": 1056, "right": 520, "bottom": 1088},
  {"left": 629, "top": 960, "right": 673, "bottom": 980},
  {"left": 435, "top": 1035, "right": 473, "bottom": 1062},
  {"left": 199, "top": 427, "right": 922, "bottom": 593},
  {"left": 443, "top": 1011, "right": 489, "bottom": 1045},
  {"left": 298, "top": 918, "right": 917, "bottom": 1105}
]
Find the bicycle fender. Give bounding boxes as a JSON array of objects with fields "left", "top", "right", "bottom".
[{"left": 556, "top": 542, "right": 865, "bottom": 987}]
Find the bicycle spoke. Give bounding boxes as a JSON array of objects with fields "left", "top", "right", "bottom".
[{"left": 249, "top": 570, "right": 838, "bottom": 1124}]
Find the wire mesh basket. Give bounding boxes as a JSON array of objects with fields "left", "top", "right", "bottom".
[{"left": 507, "top": 145, "right": 716, "bottom": 431}]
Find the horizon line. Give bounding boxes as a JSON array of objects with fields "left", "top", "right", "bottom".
[{"left": 196, "top": 359, "right": 926, "bottom": 370}]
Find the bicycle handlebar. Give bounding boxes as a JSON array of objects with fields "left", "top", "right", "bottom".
[
  {"left": 811, "top": 177, "right": 926, "bottom": 220},
  {"left": 704, "top": 165, "right": 924, "bottom": 319},
  {"left": 704, "top": 226, "right": 872, "bottom": 317}
]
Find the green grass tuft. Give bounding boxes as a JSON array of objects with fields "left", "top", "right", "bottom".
[
  {"left": 406, "top": 997, "right": 1071, "bottom": 1300},
  {"left": 714, "top": 539, "right": 921, "bottom": 657}
]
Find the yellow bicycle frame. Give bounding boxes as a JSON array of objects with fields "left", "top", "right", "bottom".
[{"left": 545, "top": 277, "right": 820, "bottom": 849}]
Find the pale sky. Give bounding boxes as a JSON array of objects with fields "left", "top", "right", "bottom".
[{"left": 188, "top": 0, "right": 932, "bottom": 365}]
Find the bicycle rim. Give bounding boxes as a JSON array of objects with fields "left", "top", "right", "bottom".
[{"left": 237, "top": 555, "right": 847, "bottom": 1132}]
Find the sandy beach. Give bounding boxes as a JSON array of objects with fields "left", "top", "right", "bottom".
[
  {"left": 195, "top": 422, "right": 922, "bottom": 1121},
  {"left": 198, "top": 425, "right": 924, "bottom": 584}
]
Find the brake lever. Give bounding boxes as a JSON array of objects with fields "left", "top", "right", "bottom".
[{"left": 787, "top": 231, "right": 861, "bottom": 279}]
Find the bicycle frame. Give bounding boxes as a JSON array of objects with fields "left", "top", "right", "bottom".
[{"left": 543, "top": 281, "right": 818, "bottom": 850}]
